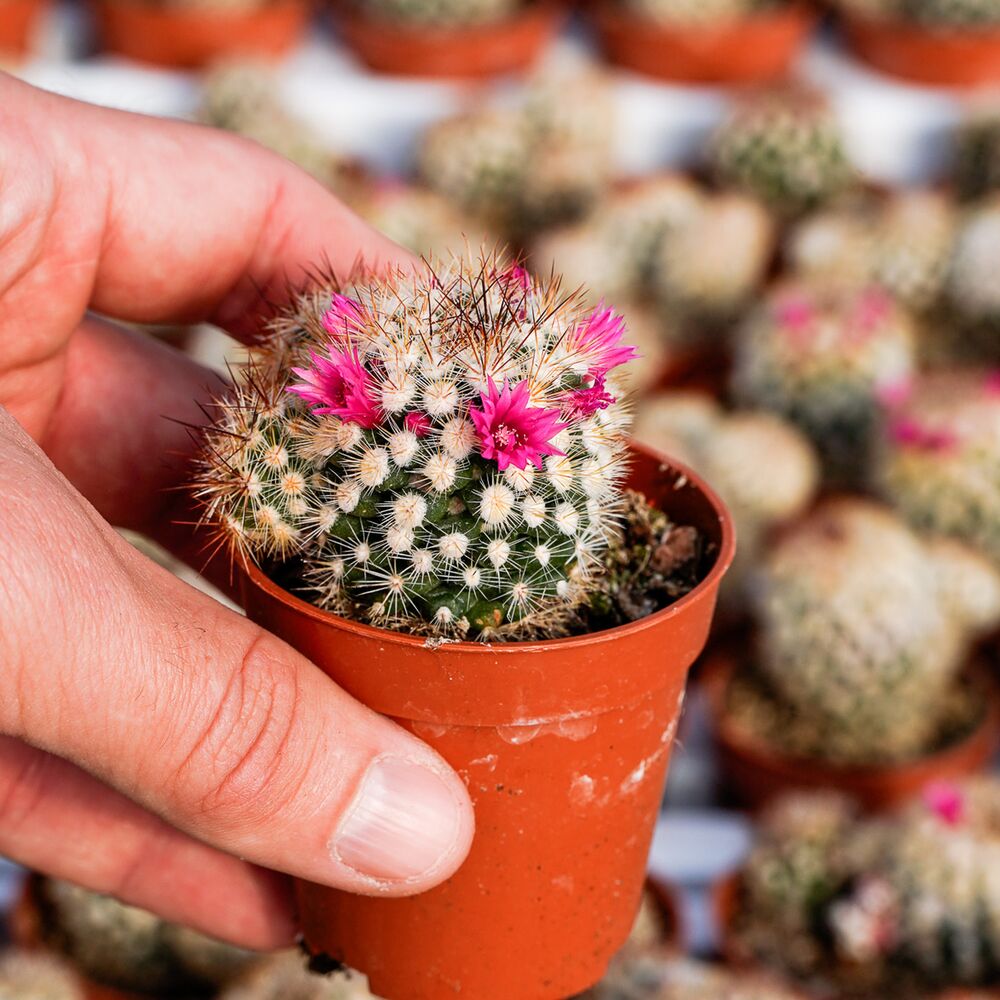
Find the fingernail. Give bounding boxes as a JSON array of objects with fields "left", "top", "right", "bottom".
[{"left": 332, "top": 756, "right": 464, "bottom": 882}]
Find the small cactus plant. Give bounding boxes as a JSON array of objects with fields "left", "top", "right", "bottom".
[
  {"left": 747, "top": 498, "right": 1000, "bottom": 763},
  {"left": 946, "top": 196, "right": 1000, "bottom": 352},
  {"left": 194, "top": 254, "right": 672, "bottom": 642},
  {"left": 354, "top": 0, "right": 522, "bottom": 26},
  {"left": 619, "top": 0, "right": 779, "bottom": 24},
  {"left": 0, "top": 951, "right": 84, "bottom": 1000},
  {"left": 709, "top": 88, "right": 855, "bottom": 217},
  {"left": 731, "top": 282, "right": 916, "bottom": 484},
  {"left": 954, "top": 99, "right": 1000, "bottom": 202},
  {"left": 876, "top": 369, "right": 1000, "bottom": 568}
]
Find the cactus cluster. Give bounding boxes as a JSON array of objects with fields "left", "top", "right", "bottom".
[
  {"left": 709, "top": 88, "right": 855, "bottom": 217},
  {"left": 200, "top": 63, "right": 350, "bottom": 196},
  {"left": 195, "top": 254, "right": 645, "bottom": 641},
  {"left": 619, "top": 0, "right": 781, "bottom": 25},
  {"left": 0, "top": 951, "right": 84, "bottom": 1000},
  {"left": 38, "top": 878, "right": 257, "bottom": 994},
  {"left": 418, "top": 62, "right": 614, "bottom": 240},
  {"left": 876, "top": 369, "right": 1000, "bottom": 568},
  {"left": 735, "top": 498, "right": 1000, "bottom": 764},
  {"left": 787, "top": 190, "right": 957, "bottom": 315},
  {"left": 731, "top": 282, "right": 916, "bottom": 484},
  {"left": 354, "top": 0, "right": 521, "bottom": 26}
]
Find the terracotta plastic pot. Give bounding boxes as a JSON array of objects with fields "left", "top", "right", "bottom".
[
  {"left": 702, "top": 646, "right": 1000, "bottom": 814},
  {"left": 91, "top": 0, "right": 309, "bottom": 68},
  {"left": 844, "top": 15, "right": 1000, "bottom": 88},
  {"left": 0, "top": 0, "right": 47, "bottom": 56},
  {"left": 594, "top": 2, "right": 817, "bottom": 84},
  {"left": 240, "top": 442, "right": 734, "bottom": 1000},
  {"left": 335, "top": 3, "right": 564, "bottom": 78}
]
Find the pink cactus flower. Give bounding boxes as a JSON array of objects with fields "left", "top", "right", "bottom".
[
  {"left": 924, "top": 781, "right": 964, "bottom": 827},
  {"left": 287, "top": 346, "right": 383, "bottom": 428},
  {"left": 875, "top": 377, "right": 913, "bottom": 410},
  {"left": 985, "top": 371, "right": 1000, "bottom": 397},
  {"left": 501, "top": 264, "right": 533, "bottom": 294},
  {"left": 321, "top": 294, "right": 365, "bottom": 340},
  {"left": 890, "top": 418, "right": 957, "bottom": 453},
  {"left": 562, "top": 373, "right": 616, "bottom": 420},
  {"left": 854, "top": 288, "right": 893, "bottom": 333},
  {"left": 567, "top": 305, "right": 638, "bottom": 376},
  {"left": 469, "top": 379, "right": 567, "bottom": 472},
  {"left": 404, "top": 412, "right": 432, "bottom": 437},
  {"left": 775, "top": 294, "right": 816, "bottom": 335}
]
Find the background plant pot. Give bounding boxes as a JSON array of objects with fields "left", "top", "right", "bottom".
[
  {"left": 844, "top": 15, "right": 1000, "bottom": 88},
  {"left": 335, "top": 3, "right": 564, "bottom": 78},
  {"left": 91, "top": 0, "right": 309, "bottom": 68},
  {"left": 593, "top": 2, "right": 817, "bottom": 84},
  {"left": 240, "top": 442, "right": 734, "bottom": 1000},
  {"left": 0, "top": 0, "right": 47, "bottom": 56},
  {"left": 702, "top": 646, "right": 1000, "bottom": 813}
]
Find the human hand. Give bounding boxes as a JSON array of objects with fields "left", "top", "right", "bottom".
[{"left": 0, "top": 74, "right": 474, "bottom": 949}]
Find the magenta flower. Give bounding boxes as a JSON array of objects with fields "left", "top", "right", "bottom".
[
  {"left": 567, "top": 305, "right": 637, "bottom": 376},
  {"left": 321, "top": 294, "right": 365, "bottom": 340},
  {"left": 561, "top": 373, "right": 616, "bottom": 420},
  {"left": 500, "top": 264, "right": 532, "bottom": 294},
  {"left": 890, "top": 417, "right": 957, "bottom": 453},
  {"left": 469, "top": 380, "right": 567, "bottom": 472},
  {"left": 924, "top": 782, "right": 964, "bottom": 827},
  {"left": 287, "top": 346, "right": 383, "bottom": 428},
  {"left": 985, "top": 371, "right": 1000, "bottom": 397},
  {"left": 404, "top": 412, "right": 432, "bottom": 437},
  {"left": 775, "top": 294, "right": 816, "bottom": 337}
]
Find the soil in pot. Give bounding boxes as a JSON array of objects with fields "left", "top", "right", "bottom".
[
  {"left": 336, "top": 2, "right": 564, "bottom": 78},
  {"left": 703, "top": 645, "right": 1000, "bottom": 813},
  {"left": 844, "top": 15, "right": 1000, "bottom": 88},
  {"left": 91, "top": 0, "right": 309, "bottom": 68},
  {"left": 594, "top": 2, "right": 817, "bottom": 84},
  {"left": 240, "top": 443, "right": 734, "bottom": 1000}
]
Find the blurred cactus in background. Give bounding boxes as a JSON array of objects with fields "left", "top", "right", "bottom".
[
  {"left": 355, "top": 0, "right": 521, "bottom": 25},
  {"left": 0, "top": 950, "right": 84, "bottom": 1000},
  {"left": 619, "top": 0, "right": 780, "bottom": 23},
  {"left": 709, "top": 88, "right": 855, "bottom": 216},
  {"left": 221, "top": 951, "right": 375, "bottom": 999},
  {"left": 946, "top": 196, "right": 1000, "bottom": 355},
  {"left": 902, "top": 0, "right": 1000, "bottom": 25},
  {"left": 876, "top": 369, "right": 1000, "bottom": 567},
  {"left": 732, "top": 282, "right": 915, "bottom": 484},
  {"left": 742, "top": 499, "right": 1000, "bottom": 764},
  {"left": 195, "top": 254, "right": 643, "bottom": 641},
  {"left": 954, "top": 99, "right": 1000, "bottom": 202}
]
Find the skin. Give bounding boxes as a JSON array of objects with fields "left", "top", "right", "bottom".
[{"left": 0, "top": 74, "right": 474, "bottom": 949}]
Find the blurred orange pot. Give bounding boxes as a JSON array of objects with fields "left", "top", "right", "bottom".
[
  {"left": 702, "top": 645, "right": 1000, "bottom": 814},
  {"left": 594, "top": 2, "right": 817, "bottom": 84},
  {"left": 0, "top": 0, "right": 47, "bottom": 56},
  {"left": 92, "top": 0, "right": 309, "bottom": 68},
  {"left": 240, "top": 442, "right": 734, "bottom": 1000},
  {"left": 335, "top": 2, "right": 564, "bottom": 78},
  {"left": 845, "top": 15, "right": 1000, "bottom": 87}
]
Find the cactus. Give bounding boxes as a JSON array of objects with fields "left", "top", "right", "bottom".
[
  {"left": 903, "top": 0, "right": 1000, "bottom": 24},
  {"left": 195, "top": 254, "right": 647, "bottom": 641},
  {"left": 731, "top": 282, "right": 916, "bottom": 484},
  {"left": 355, "top": 0, "right": 521, "bottom": 26},
  {"left": 709, "top": 88, "right": 855, "bottom": 217},
  {"left": 785, "top": 206, "right": 874, "bottom": 294},
  {"left": 954, "top": 100, "right": 1000, "bottom": 202},
  {"left": 200, "top": 63, "right": 348, "bottom": 195},
  {"left": 0, "top": 951, "right": 84, "bottom": 1000},
  {"left": 749, "top": 498, "right": 1000, "bottom": 763},
  {"left": 946, "top": 196, "right": 1000, "bottom": 351},
  {"left": 38, "top": 878, "right": 256, "bottom": 994},
  {"left": 220, "top": 951, "right": 375, "bottom": 1000},
  {"left": 876, "top": 369, "right": 1000, "bottom": 568},
  {"left": 619, "top": 0, "right": 775, "bottom": 24},
  {"left": 653, "top": 192, "right": 775, "bottom": 325}
]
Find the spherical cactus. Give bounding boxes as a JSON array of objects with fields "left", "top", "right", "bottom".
[
  {"left": 731, "top": 282, "right": 916, "bottom": 484},
  {"left": 0, "top": 951, "right": 84, "bottom": 1000},
  {"left": 954, "top": 99, "right": 1000, "bottom": 202},
  {"left": 354, "top": 0, "right": 521, "bottom": 26},
  {"left": 902, "top": 0, "right": 1000, "bottom": 24},
  {"left": 653, "top": 192, "right": 775, "bottom": 325},
  {"left": 709, "top": 88, "right": 855, "bottom": 216},
  {"left": 195, "top": 256, "right": 637, "bottom": 640},
  {"left": 877, "top": 369, "right": 1000, "bottom": 567},
  {"left": 620, "top": 0, "right": 768, "bottom": 25},
  {"left": 753, "top": 498, "right": 998, "bottom": 763},
  {"left": 785, "top": 206, "right": 874, "bottom": 294},
  {"left": 946, "top": 196, "right": 1000, "bottom": 350}
]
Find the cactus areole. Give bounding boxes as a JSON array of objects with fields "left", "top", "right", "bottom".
[{"left": 194, "top": 256, "right": 734, "bottom": 1000}]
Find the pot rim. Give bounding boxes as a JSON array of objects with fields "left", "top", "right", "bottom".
[
  {"left": 702, "top": 642, "right": 1000, "bottom": 779},
  {"left": 242, "top": 439, "right": 735, "bottom": 655}
]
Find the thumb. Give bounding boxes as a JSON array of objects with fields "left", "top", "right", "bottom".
[{"left": 1, "top": 412, "right": 475, "bottom": 896}]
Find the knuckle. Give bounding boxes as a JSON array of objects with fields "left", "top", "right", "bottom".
[{"left": 179, "top": 630, "right": 306, "bottom": 827}]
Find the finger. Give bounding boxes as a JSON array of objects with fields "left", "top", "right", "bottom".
[
  {"left": 0, "top": 736, "right": 294, "bottom": 948},
  {"left": 3, "top": 75, "right": 414, "bottom": 346},
  {"left": 1, "top": 410, "right": 475, "bottom": 897}
]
